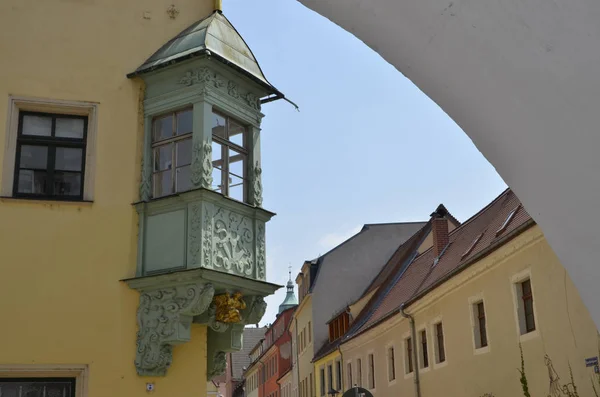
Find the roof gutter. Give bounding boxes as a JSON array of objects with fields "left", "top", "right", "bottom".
[{"left": 400, "top": 304, "right": 420, "bottom": 397}]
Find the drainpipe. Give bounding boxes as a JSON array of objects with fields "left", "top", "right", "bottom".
[{"left": 400, "top": 303, "right": 421, "bottom": 397}]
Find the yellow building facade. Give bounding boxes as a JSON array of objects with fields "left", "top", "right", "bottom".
[
  {"left": 341, "top": 191, "right": 599, "bottom": 397},
  {"left": 0, "top": 1, "right": 284, "bottom": 396},
  {"left": 294, "top": 261, "right": 315, "bottom": 397}
]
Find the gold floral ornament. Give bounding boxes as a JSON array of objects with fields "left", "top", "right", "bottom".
[{"left": 213, "top": 292, "right": 247, "bottom": 323}]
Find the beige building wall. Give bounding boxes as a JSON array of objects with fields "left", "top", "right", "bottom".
[{"left": 341, "top": 226, "right": 599, "bottom": 397}]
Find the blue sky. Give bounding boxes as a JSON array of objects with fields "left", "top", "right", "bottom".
[{"left": 224, "top": 0, "right": 506, "bottom": 325}]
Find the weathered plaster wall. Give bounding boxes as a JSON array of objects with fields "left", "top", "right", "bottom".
[
  {"left": 297, "top": 0, "right": 600, "bottom": 330},
  {"left": 0, "top": 0, "right": 213, "bottom": 396},
  {"left": 311, "top": 223, "right": 425, "bottom": 357},
  {"left": 341, "top": 226, "right": 598, "bottom": 396}
]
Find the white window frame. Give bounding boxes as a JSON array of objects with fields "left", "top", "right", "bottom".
[
  {"left": 384, "top": 342, "right": 396, "bottom": 385},
  {"left": 468, "top": 293, "right": 490, "bottom": 354},
  {"left": 345, "top": 359, "right": 353, "bottom": 388},
  {"left": 430, "top": 316, "right": 448, "bottom": 369},
  {"left": 334, "top": 358, "right": 342, "bottom": 392},
  {"left": 511, "top": 268, "right": 540, "bottom": 342},
  {"left": 2, "top": 96, "right": 98, "bottom": 201},
  {"left": 0, "top": 364, "right": 88, "bottom": 397},
  {"left": 402, "top": 331, "right": 413, "bottom": 378},
  {"left": 355, "top": 356, "right": 363, "bottom": 387},
  {"left": 366, "top": 351, "right": 376, "bottom": 391},
  {"left": 417, "top": 325, "right": 430, "bottom": 373},
  {"left": 319, "top": 365, "right": 325, "bottom": 397}
]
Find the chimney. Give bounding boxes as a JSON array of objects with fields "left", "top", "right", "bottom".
[{"left": 431, "top": 205, "right": 450, "bottom": 257}]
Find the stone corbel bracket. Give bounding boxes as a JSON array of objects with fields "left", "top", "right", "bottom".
[
  {"left": 201, "top": 295, "right": 268, "bottom": 379},
  {"left": 134, "top": 282, "right": 215, "bottom": 376},
  {"left": 122, "top": 268, "right": 280, "bottom": 378}
]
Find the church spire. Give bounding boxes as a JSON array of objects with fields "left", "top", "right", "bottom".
[{"left": 278, "top": 266, "right": 298, "bottom": 314}]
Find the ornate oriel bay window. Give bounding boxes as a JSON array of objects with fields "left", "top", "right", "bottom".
[{"left": 123, "top": 8, "right": 290, "bottom": 380}]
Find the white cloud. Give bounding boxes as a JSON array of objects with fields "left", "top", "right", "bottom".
[{"left": 318, "top": 225, "right": 362, "bottom": 252}]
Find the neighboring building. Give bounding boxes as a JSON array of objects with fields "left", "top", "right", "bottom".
[
  {"left": 0, "top": 1, "right": 288, "bottom": 397},
  {"left": 312, "top": 207, "right": 458, "bottom": 395},
  {"left": 244, "top": 279, "right": 298, "bottom": 397},
  {"left": 340, "top": 189, "right": 599, "bottom": 396},
  {"left": 245, "top": 340, "right": 266, "bottom": 397},
  {"left": 225, "top": 327, "right": 267, "bottom": 397},
  {"left": 277, "top": 369, "right": 293, "bottom": 397},
  {"left": 293, "top": 221, "right": 428, "bottom": 397}
]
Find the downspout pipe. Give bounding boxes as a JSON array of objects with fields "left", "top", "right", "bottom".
[{"left": 400, "top": 303, "right": 421, "bottom": 397}]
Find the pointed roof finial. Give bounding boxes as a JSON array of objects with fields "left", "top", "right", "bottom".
[
  {"left": 214, "top": 0, "right": 222, "bottom": 12},
  {"left": 288, "top": 265, "right": 292, "bottom": 280}
]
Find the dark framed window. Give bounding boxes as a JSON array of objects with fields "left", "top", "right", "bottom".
[
  {"left": 327, "top": 364, "right": 333, "bottom": 391},
  {"left": 336, "top": 360, "right": 342, "bottom": 390},
  {"left": 211, "top": 110, "right": 248, "bottom": 202},
  {"left": 0, "top": 378, "right": 76, "bottom": 397},
  {"left": 406, "top": 338, "right": 413, "bottom": 374},
  {"left": 420, "top": 330, "right": 429, "bottom": 368},
  {"left": 388, "top": 346, "right": 396, "bottom": 381},
  {"left": 14, "top": 112, "right": 87, "bottom": 200},
  {"left": 477, "top": 302, "right": 488, "bottom": 348},
  {"left": 521, "top": 279, "right": 536, "bottom": 333},
  {"left": 320, "top": 367, "right": 325, "bottom": 396},
  {"left": 367, "top": 354, "right": 375, "bottom": 389},
  {"left": 356, "top": 358, "right": 362, "bottom": 387},
  {"left": 151, "top": 108, "right": 193, "bottom": 198},
  {"left": 436, "top": 323, "right": 446, "bottom": 363},
  {"left": 347, "top": 362, "right": 353, "bottom": 388}
]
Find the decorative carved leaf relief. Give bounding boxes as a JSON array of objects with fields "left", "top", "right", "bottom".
[
  {"left": 252, "top": 162, "right": 263, "bottom": 207},
  {"left": 211, "top": 208, "right": 255, "bottom": 277},
  {"left": 135, "top": 283, "right": 215, "bottom": 376},
  {"left": 256, "top": 224, "right": 266, "bottom": 280},
  {"left": 189, "top": 204, "right": 202, "bottom": 265},
  {"left": 208, "top": 351, "right": 227, "bottom": 379}
]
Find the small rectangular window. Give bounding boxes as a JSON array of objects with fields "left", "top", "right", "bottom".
[
  {"left": 462, "top": 233, "right": 484, "bottom": 259},
  {"left": 308, "top": 321, "right": 312, "bottom": 343},
  {"left": 367, "top": 354, "right": 375, "bottom": 389},
  {"left": 405, "top": 338, "right": 413, "bottom": 374},
  {"left": 320, "top": 367, "right": 325, "bottom": 396},
  {"left": 519, "top": 279, "right": 536, "bottom": 334},
  {"left": 346, "top": 362, "right": 353, "bottom": 388},
  {"left": 435, "top": 323, "right": 446, "bottom": 363},
  {"left": 387, "top": 346, "right": 396, "bottom": 381},
  {"left": 420, "top": 330, "right": 429, "bottom": 368},
  {"left": 474, "top": 301, "right": 488, "bottom": 348},
  {"left": 14, "top": 112, "right": 88, "bottom": 200},
  {"left": 0, "top": 378, "right": 76, "bottom": 397},
  {"left": 309, "top": 373, "right": 313, "bottom": 397},
  {"left": 357, "top": 358, "right": 362, "bottom": 387},
  {"left": 211, "top": 110, "right": 248, "bottom": 202},
  {"left": 336, "top": 360, "right": 342, "bottom": 391},
  {"left": 152, "top": 109, "right": 193, "bottom": 198},
  {"left": 327, "top": 364, "right": 333, "bottom": 392}
]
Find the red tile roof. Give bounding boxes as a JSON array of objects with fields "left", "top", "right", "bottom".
[{"left": 350, "top": 189, "right": 533, "bottom": 336}]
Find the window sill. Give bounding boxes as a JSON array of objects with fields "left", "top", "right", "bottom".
[
  {"left": 1, "top": 196, "right": 93, "bottom": 205},
  {"left": 474, "top": 346, "right": 490, "bottom": 355},
  {"left": 519, "top": 329, "right": 539, "bottom": 343},
  {"left": 433, "top": 360, "right": 448, "bottom": 370},
  {"left": 388, "top": 379, "right": 397, "bottom": 387},
  {"left": 419, "top": 366, "right": 431, "bottom": 374},
  {"left": 403, "top": 372, "right": 414, "bottom": 380}
]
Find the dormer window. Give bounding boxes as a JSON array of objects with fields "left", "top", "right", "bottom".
[
  {"left": 328, "top": 311, "right": 350, "bottom": 342},
  {"left": 211, "top": 111, "right": 248, "bottom": 202},
  {"left": 152, "top": 108, "right": 193, "bottom": 198}
]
